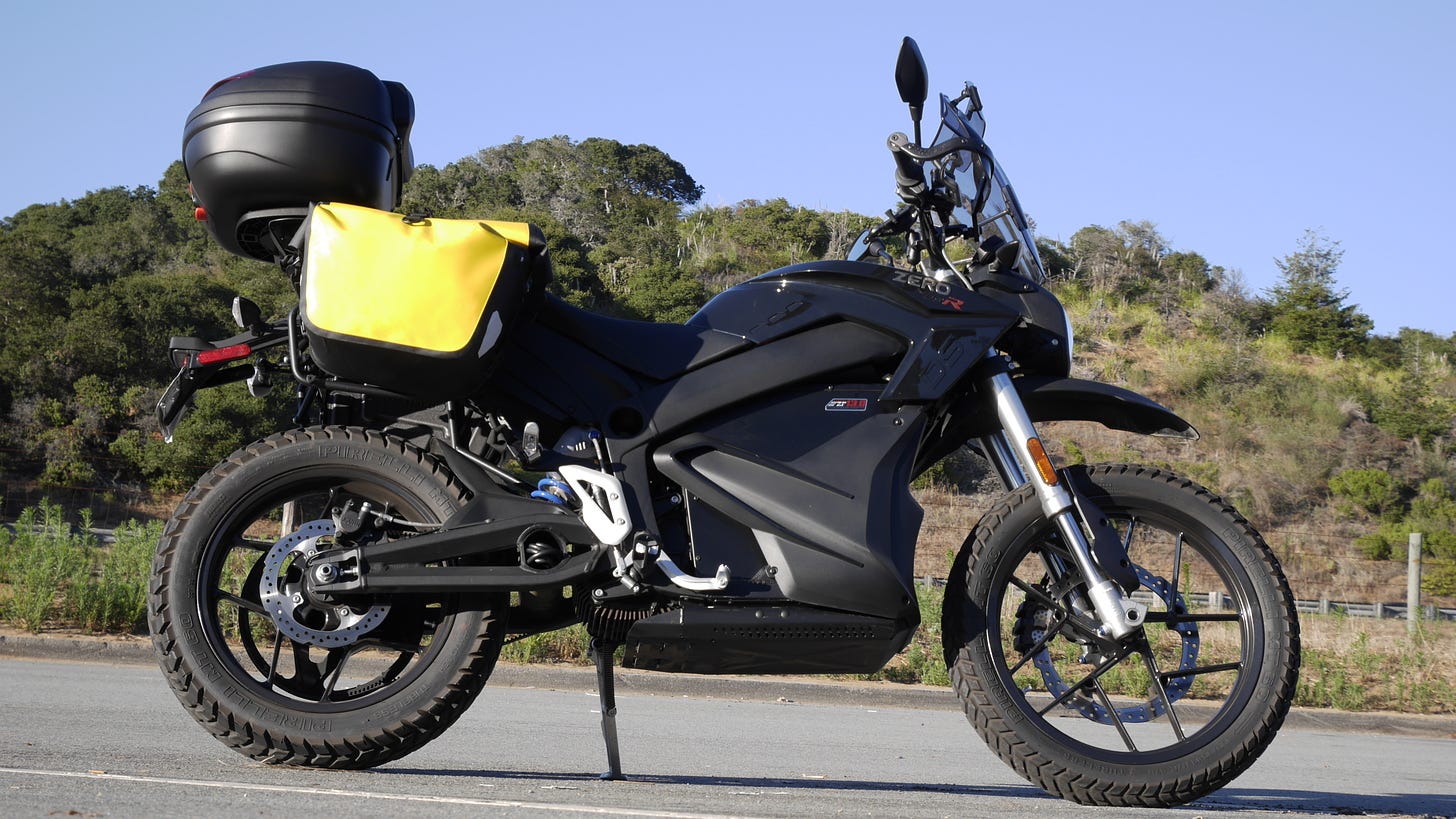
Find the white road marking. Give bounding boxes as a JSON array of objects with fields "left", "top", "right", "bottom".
[{"left": 0, "top": 766, "right": 753, "bottom": 818}]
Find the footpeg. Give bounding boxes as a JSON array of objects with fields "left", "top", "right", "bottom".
[{"left": 520, "top": 421, "right": 541, "bottom": 465}]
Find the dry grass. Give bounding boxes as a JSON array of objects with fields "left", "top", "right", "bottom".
[
  {"left": 913, "top": 473, "right": 1456, "bottom": 612},
  {"left": 1296, "top": 612, "right": 1456, "bottom": 712},
  {"left": 908, "top": 484, "right": 1456, "bottom": 713}
]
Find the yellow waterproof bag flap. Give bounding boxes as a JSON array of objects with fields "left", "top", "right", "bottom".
[{"left": 300, "top": 202, "right": 547, "bottom": 397}]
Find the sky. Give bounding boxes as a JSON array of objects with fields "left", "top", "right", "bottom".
[{"left": 3, "top": 1, "right": 1453, "bottom": 336}]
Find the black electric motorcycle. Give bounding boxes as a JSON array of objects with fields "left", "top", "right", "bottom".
[{"left": 149, "top": 38, "right": 1298, "bottom": 807}]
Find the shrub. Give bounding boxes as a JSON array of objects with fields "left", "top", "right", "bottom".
[
  {"left": 0, "top": 502, "right": 159, "bottom": 633},
  {"left": 1329, "top": 468, "right": 1399, "bottom": 518}
]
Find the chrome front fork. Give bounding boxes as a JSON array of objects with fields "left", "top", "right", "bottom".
[{"left": 982, "top": 370, "right": 1146, "bottom": 639}]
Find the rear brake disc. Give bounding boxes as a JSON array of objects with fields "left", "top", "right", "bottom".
[{"left": 258, "top": 518, "right": 389, "bottom": 648}]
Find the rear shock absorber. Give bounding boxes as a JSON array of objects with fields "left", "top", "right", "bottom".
[
  {"left": 531, "top": 476, "right": 575, "bottom": 506},
  {"left": 519, "top": 524, "right": 569, "bottom": 571}
]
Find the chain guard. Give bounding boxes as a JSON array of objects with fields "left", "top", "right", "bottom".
[{"left": 1015, "top": 564, "right": 1199, "bottom": 724}]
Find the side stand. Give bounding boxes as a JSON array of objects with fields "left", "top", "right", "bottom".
[{"left": 591, "top": 638, "right": 625, "bottom": 780}]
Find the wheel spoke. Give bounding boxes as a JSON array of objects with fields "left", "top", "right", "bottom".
[
  {"left": 234, "top": 535, "right": 273, "bottom": 552},
  {"left": 1170, "top": 531, "right": 1185, "bottom": 597},
  {"left": 1007, "top": 608, "right": 1069, "bottom": 677},
  {"left": 1008, "top": 575, "right": 1062, "bottom": 611},
  {"left": 215, "top": 589, "right": 267, "bottom": 617},
  {"left": 320, "top": 646, "right": 355, "bottom": 701},
  {"left": 1144, "top": 610, "right": 1240, "bottom": 624},
  {"left": 1161, "top": 660, "right": 1242, "bottom": 681},
  {"left": 289, "top": 640, "right": 325, "bottom": 698},
  {"left": 1040, "top": 536, "right": 1076, "bottom": 566},
  {"left": 1090, "top": 677, "right": 1138, "bottom": 752},
  {"left": 265, "top": 630, "right": 284, "bottom": 689},
  {"left": 1037, "top": 646, "right": 1132, "bottom": 716},
  {"left": 1140, "top": 646, "right": 1188, "bottom": 741},
  {"left": 355, "top": 636, "right": 426, "bottom": 655}
]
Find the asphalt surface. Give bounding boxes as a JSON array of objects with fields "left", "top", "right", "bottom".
[
  {"left": 3, "top": 629, "right": 1455, "bottom": 738},
  {"left": 1, "top": 633, "right": 1454, "bottom": 818}
]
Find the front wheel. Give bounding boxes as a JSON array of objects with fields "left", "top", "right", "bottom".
[
  {"left": 148, "top": 426, "right": 505, "bottom": 768},
  {"left": 943, "top": 464, "right": 1299, "bottom": 807}
]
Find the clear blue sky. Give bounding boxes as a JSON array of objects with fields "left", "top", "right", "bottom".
[{"left": 4, "top": 1, "right": 1452, "bottom": 336}]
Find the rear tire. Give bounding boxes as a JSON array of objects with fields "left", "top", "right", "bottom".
[
  {"left": 148, "top": 426, "right": 504, "bottom": 768},
  {"left": 942, "top": 464, "right": 1299, "bottom": 807}
]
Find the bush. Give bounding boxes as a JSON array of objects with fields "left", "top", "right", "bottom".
[
  {"left": 0, "top": 501, "right": 159, "bottom": 633},
  {"left": 0, "top": 503, "right": 91, "bottom": 630},
  {"left": 65, "top": 519, "right": 160, "bottom": 632},
  {"left": 1329, "top": 468, "right": 1399, "bottom": 518}
]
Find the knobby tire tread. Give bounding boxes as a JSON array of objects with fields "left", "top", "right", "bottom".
[
  {"left": 943, "top": 464, "right": 1299, "bottom": 808},
  {"left": 148, "top": 426, "right": 500, "bottom": 769}
]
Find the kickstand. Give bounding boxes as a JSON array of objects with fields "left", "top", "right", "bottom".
[{"left": 591, "top": 638, "right": 625, "bottom": 781}]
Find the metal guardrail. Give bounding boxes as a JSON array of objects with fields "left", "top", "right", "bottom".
[
  {"left": 917, "top": 577, "right": 1456, "bottom": 622},
  {"left": 5, "top": 527, "right": 1454, "bottom": 623}
]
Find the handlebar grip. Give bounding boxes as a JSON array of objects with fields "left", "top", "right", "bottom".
[{"left": 887, "top": 132, "right": 927, "bottom": 195}]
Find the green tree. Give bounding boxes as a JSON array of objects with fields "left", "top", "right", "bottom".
[
  {"left": 399, "top": 136, "right": 702, "bottom": 319},
  {"left": 1407, "top": 479, "right": 1456, "bottom": 557},
  {"left": 1375, "top": 366, "right": 1455, "bottom": 446},
  {"left": 1264, "top": 231, "right": 1372, "bottom": 357}
]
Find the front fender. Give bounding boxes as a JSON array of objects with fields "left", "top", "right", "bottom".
[{"left": 1016, "top": 375, "right": 1198, "bottom": 440}]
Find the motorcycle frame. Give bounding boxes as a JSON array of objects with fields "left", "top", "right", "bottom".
[{"left": 280, "top": 262, "right": 1193, "bottom": 651}]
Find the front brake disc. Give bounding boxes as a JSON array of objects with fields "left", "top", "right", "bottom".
[{"left": 1016, "top": 564, "right": 1199, "bottom": 724}]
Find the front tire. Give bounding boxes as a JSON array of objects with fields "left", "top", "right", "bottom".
[
  {"left": 943, "top": 464, "right": 1299, "bottom": 807},
  {"left": 148, "top": 426, "right": 505, "bottom": 768}
]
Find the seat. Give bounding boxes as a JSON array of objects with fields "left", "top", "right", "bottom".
[{"left": 538, "top": 297, "right": 751, "bottom": 381}]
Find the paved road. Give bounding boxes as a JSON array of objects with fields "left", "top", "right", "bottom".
[{"left": 0, "top": 657, "right": 1452, "bottom": 818}]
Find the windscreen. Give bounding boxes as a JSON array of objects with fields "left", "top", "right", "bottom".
[{"left": 931, "top": 93, "right": 1048, "bottom": 283}]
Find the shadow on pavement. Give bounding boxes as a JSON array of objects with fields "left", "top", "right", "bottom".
[
  {"left": 378, "top": 765, "right": 1053, "bottom": 801},
  {"left": 379, "top": 766, "right": 1456, "bottom": 815},
  {"left": 1204, "top": 787, "right": 1456, "bottom": 817}
]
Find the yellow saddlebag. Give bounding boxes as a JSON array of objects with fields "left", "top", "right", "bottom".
[{"left": 300, "top": 202, "right": 548, "bottom": 397}]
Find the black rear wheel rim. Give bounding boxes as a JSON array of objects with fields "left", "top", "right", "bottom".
[{"left": 195, "top": 469, "right": 461, "bottom": 714}]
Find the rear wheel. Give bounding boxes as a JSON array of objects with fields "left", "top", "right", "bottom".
[
  {"left": 148, "top": 426, "right": 504, "bottom": 768},
  {"left": 943, "top": 464, "right": 1299, "bottom": 807}
]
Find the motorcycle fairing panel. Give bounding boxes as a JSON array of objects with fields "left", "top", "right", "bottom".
[{"left": 477, "top": 259, "right": 1019, "bottom": 671}]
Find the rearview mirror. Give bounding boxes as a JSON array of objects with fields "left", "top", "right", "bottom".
[
  {"left": 847, "top": 229, "right": 890, "bottom": 264},
  {"left": 895, "top": 37, "right": 929, "bottom": 141}
]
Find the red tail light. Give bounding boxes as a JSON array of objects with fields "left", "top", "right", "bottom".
[
  {"left": 196, "top": 344, "right": 252, "bottom": 366},
  {"left": 202, "top": 70, "right": 255, "bottom": 100}
]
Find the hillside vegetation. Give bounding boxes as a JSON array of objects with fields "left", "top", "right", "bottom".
[
  {"left": 1, "top": 137, "right": 1453, "bottom": 603},
  {"left": 1035, "top": 224, "right": 1456, "bottom": 604}
]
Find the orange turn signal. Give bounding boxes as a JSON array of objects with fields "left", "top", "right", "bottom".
[{"left": 1026, "top": 437, "right": 1058, "bottom": 486}]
